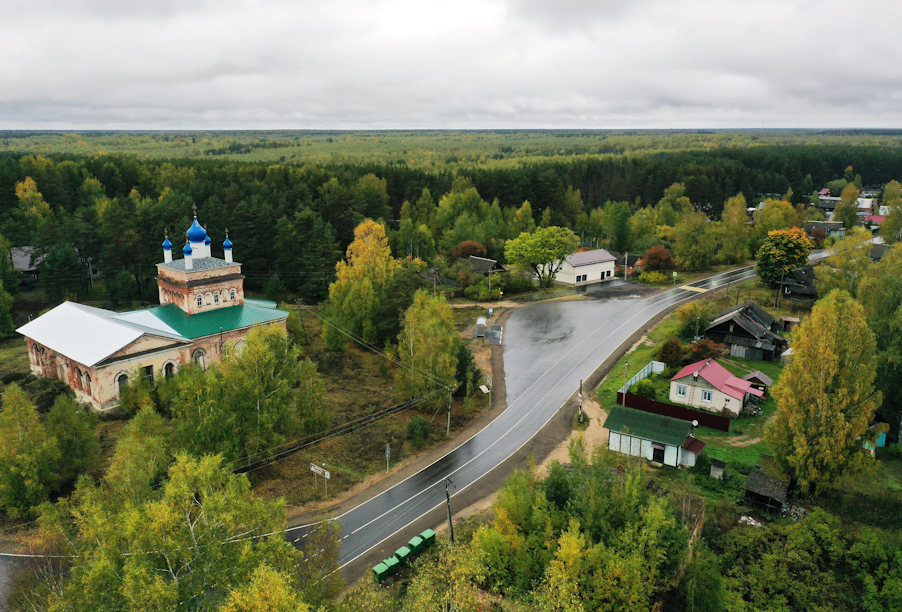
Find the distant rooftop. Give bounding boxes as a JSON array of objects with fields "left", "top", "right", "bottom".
[{"left": 566, "top": 249, "right": 615, "bottom": 267}]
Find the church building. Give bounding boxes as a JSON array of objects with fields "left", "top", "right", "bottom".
[{"left": 16, "top": 215, "right": 289, "bottom": 411}]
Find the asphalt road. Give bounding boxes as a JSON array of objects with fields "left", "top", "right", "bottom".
[{"left": 287, "top": 263, "right": 783, "bottom": 570}]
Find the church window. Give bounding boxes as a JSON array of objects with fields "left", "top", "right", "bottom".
[
  {"left": 75, "top": 368, "right": 83, "bottom": 391},
  {"left": 193, "top": 349, "right": 206, "bottom": 370},
  {"left": 230, "top": 288, "right": 236, "bottom": 301},
  {"left": 164, "top": 362, "right": 175, "bottom": 378},
  {"left": 214, "top": 291, "right": 220, "bottom": 304},
  {"left": 84, "top": 374, "right": 91, "bottom": 395},
  {"left": 196, "top": 294, "right": 203, "bottom": 307},
  {"left": 205, "top": 292, "right": 213, "bottom": 305}
]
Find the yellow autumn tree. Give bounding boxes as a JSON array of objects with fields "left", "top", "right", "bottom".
[
  {"left": 766, "top": 290, "right": 881, "bottom": 493},
  {"left": 324, "top": 219, "right": 399, "bottom": 350}
]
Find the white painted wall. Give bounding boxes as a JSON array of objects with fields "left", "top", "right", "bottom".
[{"left": 556, "top": 259, "right": 616, "bottom": 285}]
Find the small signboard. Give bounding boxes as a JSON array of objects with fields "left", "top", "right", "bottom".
[
  {"left": 310, "top": 463, "right": 331, "bottom": 479},
  {"left": 672, "top": 271, "right": 677, "bottom": 277},
  {"left": 479, "top": 385, "right": 490, "bottom": 394},
  {"left": 489, "top": 308, "right": 493, "bottom": 315}
]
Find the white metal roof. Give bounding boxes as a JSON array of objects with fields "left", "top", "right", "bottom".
[
  {"left": 565, "top": 249, "right": 616, "bottom": 267},
  {"left": 16, "top": 302, "right": 187, "bottom": 367},
  {"left": 112, "top": 310, "right": 181, "bottom": 336}
]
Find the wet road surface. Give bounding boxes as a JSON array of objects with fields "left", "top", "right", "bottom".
[{"left": 289, "top": 264, "right": 770, "bottom": 569}]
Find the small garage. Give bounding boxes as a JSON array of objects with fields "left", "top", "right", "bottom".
[{"left": 604, "top": 406, "right": 705, "bottom": 468}]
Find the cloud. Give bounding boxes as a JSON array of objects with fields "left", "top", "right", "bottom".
[{"left": 1, "top": 0, "right": 901, "bottom": 128}]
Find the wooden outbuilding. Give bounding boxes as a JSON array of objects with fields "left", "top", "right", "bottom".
[{"left": 744, "top": 454, "right": 791, "bottom": 513}]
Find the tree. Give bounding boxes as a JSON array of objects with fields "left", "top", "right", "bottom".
[
  {"left": 324, "top": 219, "right": 399, "bottom": 350},
  {"left": 858, "top": 243, "right": 902, "bottom": 439},
  {"left": 672, "top": 212, "right": 716, "bottom": 270},
  {"left": 834, "top": 183, "right": 861, "bottom": 230},
  {"left": 395, "top": 290, "right": 459, "bottom": 401},
  {"left": 605, "top": 201, "right": 632, "bottom": 252},
  {"left": 643, "top": 245, "right": 674, "bottom": 271},
  {"left": 751, "top": 199, "right": 799, "bottom": 254},
  {"left": 505, "top": 226, "right": 580, "bottom": 288},
  {"left": 755, "top": 227, "right": 813, "bottom": 286},
  {"left": 218, "top": 565, "right": 311, "bottom": 612},
  {"left": 656, "top": 337, "right": 687, "bottom": 367},
  {"left": 766, "top": 290, "right": 881, "bottom": 493},
  {"left": 51, "top": 454, "right": 307, "bottom": 612},
  {"left": 171, "top": 325, "right": 329, "bottom": 463},
  {"left": 814, "top": 226, "right": 872, "bottom": 298},
  {"left": 274, "top": 209, "right": 342, "bottom": 300},
  {"left": 879, "top": 179, "right": 902, "bottom": 244},
  {"left": 676, "top": 301, "right": 712, "bottom": 340},
  {"left": 449, "top": 240, "right": 487, "bottom": 260},
  {"left": 44, "top": 395, "right": 100, "bottom": 488},
  {"left": 0, "top": 279, "right": 13, "bottom": 336},
  {"left": 718, "top": 193, "right": 750, "bottom": 264},
  {"left": 0, "top": 385, "right": 60, "bottom": 517}
]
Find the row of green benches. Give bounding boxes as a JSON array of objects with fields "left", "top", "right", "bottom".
[{"left": 371, "top": 528, "right": 436, "bottom": 583}]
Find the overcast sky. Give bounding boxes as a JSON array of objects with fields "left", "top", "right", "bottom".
[{"left": 2, "top": 0, "right": 901, "bottom": 129}]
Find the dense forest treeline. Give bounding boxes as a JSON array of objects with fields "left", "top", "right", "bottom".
[{"left": 3, "top": 141, "right": 902, "bottom": 306}]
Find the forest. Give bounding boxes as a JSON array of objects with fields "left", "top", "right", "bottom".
[{"left": 2, "top": 131, "right": 902, "bottom": 611}]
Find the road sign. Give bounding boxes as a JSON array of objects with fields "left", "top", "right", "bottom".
[
  {"left": 479, "top": 385, "right": 490, "bottom": 394},
  {"left": 672, "top": 271, "right": 677, "bottom": 277},
  {"left": 713, "top": 281, "right": 718, "bottom": 287},
  {"left": 489, "top": 308, "right": 493, "bottom": 315},
  {"left": 310, "top": 464, "right": 331, "bottom": 479}
]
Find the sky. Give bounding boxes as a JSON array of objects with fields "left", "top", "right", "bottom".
[{"left": 2, "top": 0, "right": 901, "bottom": 130}]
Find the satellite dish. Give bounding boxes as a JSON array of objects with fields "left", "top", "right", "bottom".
[{"left": 692, "top": 420, "right": 699, "bottom": 427}]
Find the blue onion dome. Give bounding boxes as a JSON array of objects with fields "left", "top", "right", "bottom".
[
  {"left": 186, "top": 218, "right": 208, "bottom": 242},
  {"left": 204, "top": 234, "right": 211, "bottom": 246},
  {"left": 162, "top": 237, "right": 172, "bottom": 250},
  {"left": 183, "top": 242, "right": 193, "bottom": 255},
  {"left": 223, "top": 236, "right": 233, "bottom": 250}
]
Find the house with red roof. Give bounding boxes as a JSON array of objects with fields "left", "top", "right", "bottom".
[{"left": 669, "top": 358, "right": 764, "bottom": 417}]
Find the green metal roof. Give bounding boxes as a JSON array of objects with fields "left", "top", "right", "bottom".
[
  {"left": 135, "top": 303, "right": 288, "bottom": 339},
  {"left": 603, "top": 406, "right": 692, "bottom": 447}
]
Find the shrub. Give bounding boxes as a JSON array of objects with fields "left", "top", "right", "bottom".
[
  {"left": 643, "top": 245, "right": 674, "bottom": 271},
  {"left": 450, "top": 241, "right": 487, "bottom": 260},
  {"left": 688, "top": 338, "right": 725, "bottom": 361},
  {"left": 630, "top": 378, "right": 657, "bottom": 401},
  {"left": 656, "top": 337, "right": 687, "bottom": 368},
  {"left": 502, "top": 272, "right": 535, "bottom": 294},
  {"left": 478, "top": 288, "right": 502, "bottom": 301},
  {"left": 639, "top": 271, "right": 669, "bottom": 284},
  {"left": 407, "top": 415, "right": 429, "bottom": 449}
]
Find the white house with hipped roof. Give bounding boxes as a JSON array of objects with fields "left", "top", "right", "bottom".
[
  {"left": 17, "top": 214, "right": 288, "bottom": 411},
  {"left": 555, "top": 249, "right": 616, "bottom": 286}
]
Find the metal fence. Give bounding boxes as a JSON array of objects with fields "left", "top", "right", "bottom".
[{"left": 618, "top": 360, "right": 666, "bottom": 395}]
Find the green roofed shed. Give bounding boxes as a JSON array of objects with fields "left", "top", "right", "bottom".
[{"left": 603, "top": 406, "right": 692, "bottom": 446}]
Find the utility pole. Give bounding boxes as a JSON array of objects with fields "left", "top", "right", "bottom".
[
  {"left": 447, "top": 390, "right": 452, "bottom": 437},
  {"left": 624, "top": 252, "right": 629, "bottom": 280},
  {"left": 578, "top": 379, "right": 583, "bottom": 423},
  {"left": 385, "top": 443, "right": 390, "bottom": 473},
  {"left": 622, "top": 361, "right": 629, "bottom": 407},
  {"left": 694, "top": 315, "right": 700, "bottom": 339},
  {"left": 444, "top": 477, "right": 456, "bottom": 543}
]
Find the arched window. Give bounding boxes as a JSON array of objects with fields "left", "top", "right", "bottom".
[
  {"left": 84, "top": 373, "right": 91, "bottom": 395},
  {"left": 230, "top": 288, "right": 236, "bottom": 301},
  {"left": 164, "top": 362, "right": 175, "bottom": 378},
  {"left": 213, "top": 291, "right": 220, "bottom": 304},
  {"left": 75, "top": 368, "right": 83, "bottom": 391},
  {"left": 117, "top": 373, "right": 129, "bottom": 396},
  {"left": 196, "top": 294, "right": 203, "bottom": 307},
  {"left": 205, "top": 292, "right": 213, "bottom": 305},
  {"left": 193, "top": 349, "right": 206, "bottom": 370}
]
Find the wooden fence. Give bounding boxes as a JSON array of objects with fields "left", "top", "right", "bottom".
[{"left": 615, "top": 392, "right": 731, "bottom": 432}]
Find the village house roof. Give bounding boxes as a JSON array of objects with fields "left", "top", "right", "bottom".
[
  {"left": 742, "top": 370, "right": 774, "bottom": 387},
  {"left": 565, "top": 249, "right": 616, "bottom": 267},
  {"left": 609, "top": 251, "right": 642, "bottom": 267},
  {"left": 782, "top": 265, "right": 817, "bottom": 299},
  {"left": 467, "top": 256, "right": 506, "bottom": 274},
  {"left": 603, "top": 406, "right": 694, "bottom": 447},
  {"left": 804, "top": 221, "right": 845, "bottom": 234},
  {"left": 17, "top": 299, "right": 286, "bottom": 367},
  {"left": 706, "top": 301, "right": 785, "bottom": 347},
  {"left": 745, "top": 455, "right": 790, "bottom": 502},
  {"left": 672, "top": 358, "right": 764, "bottom": 401},
  {"left": 10, "top": 246, "right": 44, "bottom": 272},
  {"left": 871, "top": 243, "right": 892, "bottom": 261}
]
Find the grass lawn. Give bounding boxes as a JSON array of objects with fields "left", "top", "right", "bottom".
[
  {"left": 0, "top": 336, "right": 29, "bottom": 379},
  {"left": 812, "top": 450, "right": 902, "bottom": 531}
]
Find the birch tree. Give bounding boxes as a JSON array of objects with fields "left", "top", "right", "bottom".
[
  {"left": 395, "top": 290, "right": 459, "bottom": 402},
  {"left": 765, "top": 290, "right": 881, "bottom": 493}
]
